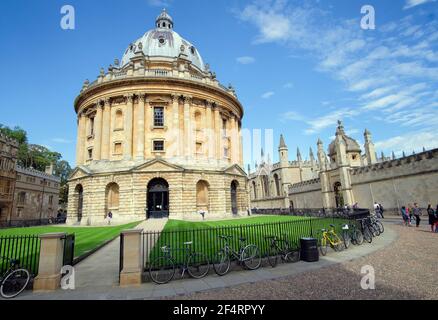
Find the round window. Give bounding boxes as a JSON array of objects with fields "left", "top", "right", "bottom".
[
  {"left": 159, "top": 37, "right": 165, "bottom": 45},
  {"left": 190, "top": 46, "right": 196, "bottom": 54}
]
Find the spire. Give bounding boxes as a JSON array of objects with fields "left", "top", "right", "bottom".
[
  {"left": 402, "top": 151, "right": 406, "bottom": 157},
  {"left": 309, "top": 147, "right": 315, "bottom": 160},
  {"left": 261, "top": 148, "right": 264, "bottom": 159},
  {"left": 317, "top": 138, "right": 323, "bottom": 146},
  {"left": 423, "top": 146, "right": 426, "bottom": 152},
  {"left": 336, "top": 120, "right": 345, "bottom": 135},
  {"left": 279, "top": 134, "right": 287, "bottom": 149},
  {"left": 247, "top": 164, "right": 251, "bottom": 174},
  {"left": 381, "top": 151, "right": 385, "bottom": 160},
  {"left": 392, "top": 151, "right": 396, "bottom": 160},
  {"left": 297, "top": 147, "right": 302, "bottom": 162}
]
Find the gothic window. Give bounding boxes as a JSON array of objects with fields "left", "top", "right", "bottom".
[
  {"left": 49, "top": 195, "right": 53, "bottom": 206},
  {"left": 89, "top": 117, "right": 95, "bottom": 136},
  {"left": 274, "top": 174, "right": 281, "bottom": 196},
  {"left": 154, "top": 107, "right": 164, "bottom": 127},
  {"left": 252, "top": 181, "right": 257, "bottom": 199},
  {"left": 262, "top": 175, "right": 270, "bottom": 197},
  {"left": 88, "top": 148, "right": 93, "bottom": 160}
]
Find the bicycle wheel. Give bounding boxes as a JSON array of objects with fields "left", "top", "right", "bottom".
[
  {"left": 363, "top": 227, "right": 373, "bottom": 243},
  {"left": 242, "top": 245, "right": 261, "bottom": 270},
  {"left": 354, "top": 228, "right": 364, "bottom": 245},
  {"left": 285, "top": 249, "right": 300, "bottom": 263},
  {"left": 213, "top": 249, "right": 231, "bottom": 276},
  {"left": 376, "top": 221, "right": 384, "bottom": 234},
  {"left": 319, "top": 237, "right": 328, "bottom": 256},
  {"left": 187, "top": 253, "right": 210, "bottom": 279},
  {"left": 0, "top": 268, "right": 30, "bottom": 299},
  {"left": 149, "top": 256, "right": 175, "bottom": 284},
  {"left": 267, "top": 245, "right": 279, "bottom": 268},
  {"left": 342, "top": 230, "right": 351, "bottom": 249}
]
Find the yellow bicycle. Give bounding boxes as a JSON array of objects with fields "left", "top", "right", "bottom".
[{"left": 318, "top": 224, "right": 345, "bottom": 256}]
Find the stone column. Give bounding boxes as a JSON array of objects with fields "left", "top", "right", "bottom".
[
  {"left": 231, "top": 115, "right": 238, "bottom": 164},
  {"left": 183, "top": 96, "right": 192, "bottom": 158},
  {"left": 33, "top": 233, "right": 66, "bottom": 291},
  {"left": 136, "top": 93, "right": 146, "bottom": 160},
  {"left": 205, "top": 100, "right": 214, "bottom": 161},
  {"left": 171, "top": 94, "right": 180, "bottom": 158},
  {"left": 101, "top": 98, "right": 111, "bottom": 160},
  {"left": 238, "top": 119, "right": 243, "bottom": 167},
  {"left": 214, "top": 105, "right": 222, "bottom": 161},
  {"left": 119, "top": 229, "right": 144, "bottom": 287},
  {"left": 75, "top": 113, "right": 86, "bottom": 166},
  {"left": 124, "top": 94, "right": 134, "bottom": 160},
  {"left": 93, "top": 100, "right": 103, "bottom": 161}
]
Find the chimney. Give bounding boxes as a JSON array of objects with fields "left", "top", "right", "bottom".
[{"left": 45, "top": 163, "right": 54, "bottom": 175}]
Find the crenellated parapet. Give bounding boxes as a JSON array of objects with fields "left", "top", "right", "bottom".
[
  {"left": 351, "top": 148, "right": 438, "bottom": 184},
  {"left": 289, "top": 178, "right": 321, "bottom": 194}
]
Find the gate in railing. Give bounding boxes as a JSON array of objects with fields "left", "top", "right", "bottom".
[
  {"left": 63, "top": 234, "right": 75, "bottom": 266},
  {"left": 0, "top": 235, "right": 41, "bottom": 276}
]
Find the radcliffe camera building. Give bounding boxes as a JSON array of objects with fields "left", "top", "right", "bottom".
[{"left": 68, "top": 10, "right": 248, "bottom": 225}]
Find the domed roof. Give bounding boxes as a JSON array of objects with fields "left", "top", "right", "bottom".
[
  {"left": 328, "top": 121, "right": 361, "bottom": 156},
  {"left": 120, "top": 10, "right": 205, "bottom": 71}
]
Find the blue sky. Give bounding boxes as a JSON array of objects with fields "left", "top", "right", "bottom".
[{"left": 0, "top": 0, "right": 437, "bottom": 169}]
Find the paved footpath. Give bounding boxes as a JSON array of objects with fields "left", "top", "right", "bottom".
[
  {"left": 13, "top": 219, "right": 398, "bottom": 300},
  {"left": 62, "top": 218, "right": 168, "bottom": 290}
]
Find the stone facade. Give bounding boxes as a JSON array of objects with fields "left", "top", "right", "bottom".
[
  {"left": 0, "top": 133, "right": 18, "bottom": 224},
  {"left": 67, "top": 11, "right": 248, "bottom": 225},
  {"left": 11, "top": 165, "right": 60, "bottom": 223},
  {"left": 250, "top": 121, "right": 438, "bottom": 213}
]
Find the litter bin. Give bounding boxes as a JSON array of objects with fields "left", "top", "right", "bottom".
[{"left": 300, "top": 237, "right": 319, "bottom": 262}]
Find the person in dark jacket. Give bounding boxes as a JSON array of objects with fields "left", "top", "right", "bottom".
[
  {"left": 427, "top": 204, "right": 435, "bottom": 232},
  {"left": 412, "top": 203, "right": 421, "bottom": 227}
]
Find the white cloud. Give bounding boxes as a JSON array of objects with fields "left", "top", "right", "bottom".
[
  {"left": 280, "top": 111, "right": 304, "bottom": 121},
  {"left": 261, "top": 91, "right": 275, "bottom": 99},
  {"left": 147, "top": 0, "right": 172, "bottom": 7},
  {"left": 236, "top": 56, "right": 256, "bottom": 64},
  {"left": 375, "top": 130, "right": 438, "bottom": 154},
  {"left": 403, "top": 0, "right": 436, "bottom": 10},
  {"left": 304, "top": 108, "right": 359, "bottom": 135},
  {"left": 283, "top": 82, "right": 294, "bottom": 89}
]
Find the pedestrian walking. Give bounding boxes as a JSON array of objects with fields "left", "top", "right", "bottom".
[
  {"left": 407, "top": 203, "right": 413, "bottom": 226},
  {"left": 413, "top": 203, "right": 422, "bottom": 227},
  {"left": 378, "top": 203, "right": 385, "bottom": 218},
  {"left": 435, "top": 205, "right": 438, "bottom": 233},
  {"left": 373, "top": 202, "right": 382, "bottom": 218},
  {"left": 400, "top": 206, "right": 409, "bottom": 226},
  {"left": 107, "top": 211, "right": 113, "bottom": 225},
  {"left": 427, "top": 204, "right": 435, "bottom": 232}
]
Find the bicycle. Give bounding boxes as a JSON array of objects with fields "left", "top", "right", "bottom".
[
  {"left": 340, "top": 222, "right": 365, "bottom": 248},
  {"left": 265, "top": 235, "right": 300, "bottom": 267},
  {"left": 213, "top": 235, "right": 261, "bottom": 276},
  {"left": 148, "top": 241, "right": 210, "bottom": 284},
  {"left": 369, "top": 215, "right": 384, "bottom": 234},
  {"left": 318, "top": 224, "right": 344, "bottom": 256},
  {"left": 0, "top": 257, "right": 30, "bottom": 299}
]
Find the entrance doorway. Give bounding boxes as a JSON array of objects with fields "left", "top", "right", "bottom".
[
  {"left": 334, "top": 182, "right": 344, "bottom": 208},
  {"left": 147, "top": 178, "right": 169, "bottom": 219},
  {"left": 231, "top": 180, "right": 238, "bottom": 215}
]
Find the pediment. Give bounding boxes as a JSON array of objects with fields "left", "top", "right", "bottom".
[
  {"left": 68, "top": 166, "right": 91, "bottom": 180},
  {"left": 132, "top": 159, "right": 185, "bottom": 173},
  {"left": 224, "top": 164, "right": 247, "bottom": 176}
]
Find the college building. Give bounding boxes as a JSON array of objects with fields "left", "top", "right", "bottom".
[{"left": 250, "top": 121, "right": 438, "bottom": 213}]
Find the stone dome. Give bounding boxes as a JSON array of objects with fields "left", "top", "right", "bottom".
[
  {"left": 328, "top": 121, "right": 361, "bottom": 156},
  {"left": 120, "top": 9, "right": 205, "bottom": 71}
]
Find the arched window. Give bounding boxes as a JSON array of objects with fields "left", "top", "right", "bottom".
[
  {"left": 115, "top": 110, "right": 123, "bottom": 130},
  {"left": 196, "top": 180, "right": 209, "bottom": 211},
  {"left": 252, "top": 181, "right": 257, "bottom": 199},
  {"left": 262, "top": 175, "right": 269, "bottom": 197},
  {"left": 106, "top": 183, "right": 120, "bottom": 211},
  {"left": 75, "top": 184, "right": 83, "bottom": 222},
  {"left": 274, "top": 174, "right": 281, "bottom": 196}
]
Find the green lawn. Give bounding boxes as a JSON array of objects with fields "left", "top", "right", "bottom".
[
  {"left": 146, "top": 215, "right": 350, "bottom": 266},
  {"left": 0, "top": 221, "right": 142, "bottom": 260}
]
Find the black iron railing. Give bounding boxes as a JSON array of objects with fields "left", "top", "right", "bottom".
[
  {"left": 0, "top": 217, "right": 67, "bottom": 229},
  {"left": 0, "top": 235, "right": 41, "bottom": 276},
  {"left": 141, "top": 216, "right": 355, "bottom": 271}
]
